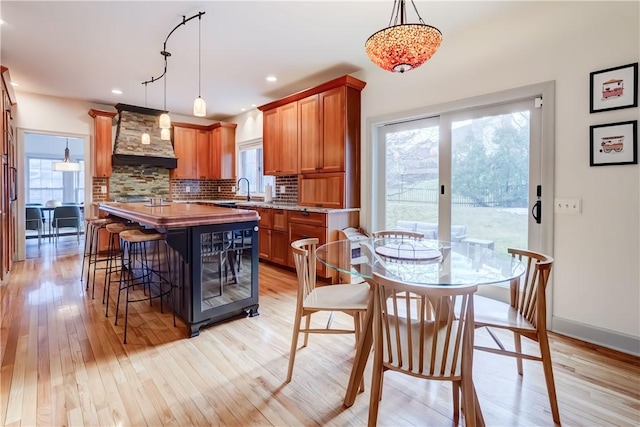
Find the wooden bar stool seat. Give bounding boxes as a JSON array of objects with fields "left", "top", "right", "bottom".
[
  {"left": 103, "top": 222, "right": 142, "bottom": 317},
  {"left": 82, "top": 216, "right": 120, "bottom": 298}
]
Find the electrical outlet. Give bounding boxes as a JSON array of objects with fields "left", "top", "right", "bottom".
[
  {"left": 231, "top": 186, "right": 236, "bottom": 192},
  {"left": 218, "top": 186, "right": 221, "bottom": 192},
  {"left": 100, "top": 185, "right": 107, "bottom": 194},
  {"left": 280, "top": 185, "right": 286, "bottom": 194},
  {"left": 185, "top": 186, "right": 191, "bottom": 193},
  {"left": 554, "top": 197, "right": 581, "bottom": 214}
]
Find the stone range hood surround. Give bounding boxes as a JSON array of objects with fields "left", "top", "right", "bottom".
[{"left": 112, "top": 103, "right": 177, "bottom": 169}]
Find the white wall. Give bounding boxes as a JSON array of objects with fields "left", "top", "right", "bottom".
[{"left": 231, "top": 2, "right": 640, "bottom": 352}]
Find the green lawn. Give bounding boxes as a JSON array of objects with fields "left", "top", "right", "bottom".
[{"left": 386, "top": 201, "right": 528, "bottom": 254}]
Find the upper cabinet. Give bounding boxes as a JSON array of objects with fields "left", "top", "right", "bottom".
[
  {"left": 259, "top": 75, "right": 366, "bottom": 208},
  {"left": 172, "top": 121, "right": 236, "bottom": 180},
  {"left": 211, "top": 122, "right": 237, "bottom": 180},
  {"left": 88, "top": 109, "right": 117, "bottom": 177},
  {"left": 263, "top": 102, "right": 298, "bottom": 175},
  {"left": 258, "top": 76, "right": 366, "bottom": 208},
  {"left": 171, "top": 125, "right": 198, "bottom": 179}
]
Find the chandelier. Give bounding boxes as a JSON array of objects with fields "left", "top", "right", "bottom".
[
  {"left": 53, "top": 139, "right": 81, "bottom": 172},
  {"left": 365, "top": 0, "right": 442, "bottom": 73}
]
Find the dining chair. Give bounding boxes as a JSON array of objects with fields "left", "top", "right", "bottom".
[
  {"left": 473, "top": 248, "right": 559, "bottom": 424},
  {"left": 371, "top": 230, "right": 424, "bottom": 240},
  {"left": 25, "top": 206, "right": 44, "bottom": 247},
  {"left": 51, "top": 205, "right": 81, "bottom": 246},
  {"left": 368, "top": 272, "right": 478, "bottom": 427},
  {"left": 287, "top": 238, "right": 370, "bottom": 383}
]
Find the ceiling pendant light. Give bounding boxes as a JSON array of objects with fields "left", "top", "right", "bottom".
[
  {"left": 365, "top": 0, "right": 442, "bottom": 73},
  {"left": 141, "top": 82, "right": 151, "bottom": 144},
  {"left": 159, "top": 56, "right": 171, "bottom": 129},
  {"left": 193, "top": 14, "right": 206, "bottom": 117},
  {"left": 53, "top": 138, "right": 81, "bottom": 172}
]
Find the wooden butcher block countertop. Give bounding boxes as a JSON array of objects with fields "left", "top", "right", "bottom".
[{"left": 98, "top": 202, "right": 259, "bottom": 229}]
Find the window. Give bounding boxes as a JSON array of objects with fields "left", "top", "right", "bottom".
[
  {"left": 27, "top": 156, "right": 84, "bottom": 204},
  {"left": 237, "top": 139, "right": 274, "bottom": 194}
]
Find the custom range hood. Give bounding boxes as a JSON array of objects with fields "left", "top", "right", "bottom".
[{"left": 112, "top": 103, "right": 177, "bottom": 169}]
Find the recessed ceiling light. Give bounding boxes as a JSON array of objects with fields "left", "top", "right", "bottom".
[
  {"left": 0, "top": 19, "right": 4, "bottom": 25},
  {"left": 250, "top": 104, "right": 256, "bottom": 107},
  {"left": 111, "top": 89, "right": 123, "bottom": 95},
  {"left": 266, "top": 76, "right": 277, "bottom": 82},
  {"left": 241, "top": 108, "right": 246, "bottom": 112},
  {"left": 10, "top": 82, "right": 18, "bottom": 87}
]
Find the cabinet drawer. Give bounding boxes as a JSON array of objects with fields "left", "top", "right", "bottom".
[
  {"left": 289, "top": 223, "right": 327, "bottom": 276},
  {"left": 272, "top": 209, "right": 288, "bottom": 231},
  {"left": 288, "top": 210, "right": 327, "bottom": 227},
  {"left": 256, "top": 207, "right": 273, "bottom": 228}
]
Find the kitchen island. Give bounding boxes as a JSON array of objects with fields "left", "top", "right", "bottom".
[{"left": 99, "top": 202, "right": 260, "bottom": 337}]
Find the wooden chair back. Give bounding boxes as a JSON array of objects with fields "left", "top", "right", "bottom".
[
  {"left": 507, "top": 248, "right": 554, "bottom": 329},
  {"left": 291, "top": 238, "right": 319, "bottom": 308},
  {"left": 371, "top": 230, "right": 424, "bottom": 240},
  {"left": 372, "top": 272, "right": 477, "bottom": 379}
]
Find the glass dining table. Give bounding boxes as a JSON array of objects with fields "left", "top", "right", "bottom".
[{"left": 316, "top": 237, "right": 526, "bottom": 425}]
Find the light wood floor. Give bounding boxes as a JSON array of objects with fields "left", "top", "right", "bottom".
[{"left": 1, "top": 237, "right": 639, "bottom": 426}]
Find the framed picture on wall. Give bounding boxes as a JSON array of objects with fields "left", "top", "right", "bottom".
[
  {"left": 590, "top": 120, "right": 637, "bottom": 166},
  {"left": 590, "top": 63, "right": 638, "bottom": 113}
]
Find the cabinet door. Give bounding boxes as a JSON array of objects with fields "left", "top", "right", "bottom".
[
  {"left": 298, "top": 94, "right": 320, "bottom": 173},
  {"left": 278, "top": 102, "right": 299, "bottom": 175},
  {"left": 320, "top": 87, "right": 346, "bottom": 172},
  {"left": 258, "top": 228, "right": 271, "bottom": 260},
  {"left": 93, "top": 113, "right": 115, "bottom": 177},
  {"left": 263, "top": 108, "right": 278, "bottom": 175},
  {"left": 172, "top": 126, "right": 197, "bottom": 179},
  {"left": 219, "top": 126, "right": 236, "bottom": 179},
  {"left": 298, "top": 173, "right": 345, "bottom": 209},
  {"left": 210, "top": 128, "right": 221, "bottom": 178},
  {"left": 270, "top": 230, "right": 288, "bottom": 265},
  {"left": 196, "top": 130, "right": 211, "bottom": 179}
]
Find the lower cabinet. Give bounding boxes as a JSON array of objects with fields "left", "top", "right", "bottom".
[{"left": 253, "top": 205, "right": 359, "bottom": 281}]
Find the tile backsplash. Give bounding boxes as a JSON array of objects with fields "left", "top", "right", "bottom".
[{"left": 93, "top": 170, "right": 300, "bottom": 204}]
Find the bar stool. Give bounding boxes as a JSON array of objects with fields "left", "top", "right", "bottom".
[
  {"left": 82, "top": 216, "right": 118, "bottom": 298},
  {"left": 103, "top": 221, "right": 141, "bottom": 317},
  {"left": 115, "top": 229, "right": 176, "bottom": 344}
]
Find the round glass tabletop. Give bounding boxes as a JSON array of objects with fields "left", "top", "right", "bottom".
[{"left": 316, "top": 238, "right": 525, "bottom": 287}]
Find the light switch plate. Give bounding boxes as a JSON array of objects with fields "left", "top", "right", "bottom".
[
  {"left": 280, "top": 185, "right": 286, "bottom": 194},
  {"left": 100, "top": 185, "right": 107, "bottom": 194},
  {"left": 185, "top": 186, "right": 191, "bottom": 193}
]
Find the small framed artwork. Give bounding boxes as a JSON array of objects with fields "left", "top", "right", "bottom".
[
  {"left": 590, "top": 120, "right": 637, "bottom": 166},
  {"left": 590, "top": 62, "right": 638, "bottom": 113}
]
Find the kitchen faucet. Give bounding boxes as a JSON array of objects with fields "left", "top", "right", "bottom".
[{"left": 237, "top": 177, "right": 251, "bottom": 202}]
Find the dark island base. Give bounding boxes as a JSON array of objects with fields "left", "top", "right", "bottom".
[{"left": 188, "top": 303, "right": 260, "bottom": 337}]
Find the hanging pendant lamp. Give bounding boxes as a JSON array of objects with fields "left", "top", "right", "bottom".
[
  {"left": 53, "top": 139, "right": 81, "bottom": 172},
  {"left": 365, "top": 0, "right": 442, "bottom": 73},
  {"left": 159, "top": 55, "right": 171, "bottom": 129},
  {"left": 193, "top": 14, "right": 206, "bottom": 117},
  {"left": 141, "top": 82, "right": 151, "bottom": 144}
]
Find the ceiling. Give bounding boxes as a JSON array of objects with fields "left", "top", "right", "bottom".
[{"left": 1, "top": 1, "right": 521, "bottom": 121}]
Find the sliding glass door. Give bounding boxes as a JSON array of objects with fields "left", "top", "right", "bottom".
[{"left": 377, "top": 97, "right": 543, "bottom": 253}]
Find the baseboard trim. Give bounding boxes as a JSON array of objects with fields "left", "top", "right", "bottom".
[{"left": 552, "top": 316, "right": 640, "bottom": 356}]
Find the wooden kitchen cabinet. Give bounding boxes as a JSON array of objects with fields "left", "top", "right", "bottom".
[
  {"left": 171, "top": 125, "right": 198, "bottom": 179},
  {"left": 263, "top": 102, "right": 298, "bottom": 175},
  {"left": 255, "top": 207, "right": 288, "bottom": 264},
  {"left": 210, "top": 122, "right": 236, "bottom": 179},
  {"left": 88, "top": 109, "right": 117, "bottom": 177},
  {"left": 0, "top": 66, "right": 16, "bottom": 281},
  {"left": 196, "top": 130, "right": 211, "bottom": 179},
  {"left": 259, "top": 75, "right": 365, "bottom": 208}
]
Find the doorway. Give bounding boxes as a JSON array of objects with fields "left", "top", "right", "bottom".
[{"left": 19, "top": 132, "right": 88, "bottom": 257}]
